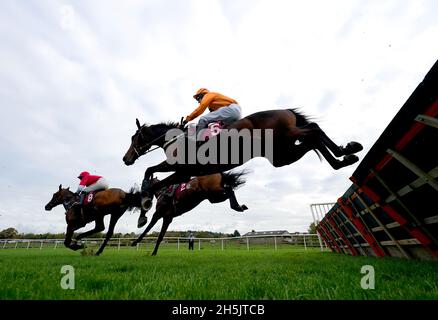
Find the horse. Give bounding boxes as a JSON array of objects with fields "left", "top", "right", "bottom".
[
  {"left": 132, "top": 171, "right": 247, "bottom": 256},
  {"left": 123, "top": 108, "right": 363, "bottom": 211},
  {"left": 44, "top": 184, "right": 143, "bottom": 255},
  {"left": 120, "top": 119, "right": 249, "bottom": 229}
]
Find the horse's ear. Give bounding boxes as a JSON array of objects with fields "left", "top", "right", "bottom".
[
  {"left": 136, "top": 118, "right": 141, "bottom": 130},
  {"left": 59, "top": 184, "right": 62, "bottom": 190},
  {"left": 66, "top": 187, "right": 70, "bottom": 191}
]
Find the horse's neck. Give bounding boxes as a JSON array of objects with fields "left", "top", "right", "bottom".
[
  {"left": 152, "top": 123, "right": 179, "bottom": 147},
  {"left": 63, "top": 191, "right": 76, "bottom": 202}
]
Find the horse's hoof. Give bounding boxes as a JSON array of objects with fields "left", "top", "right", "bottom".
[
  {"left": 141, "top": 197, "right": 153, "bottom": 212},
  {"left": 343, "top": 142, "right": 363, "bottom": 155},
  {"left": 137, "top": 216, "right": 148, "bottom": 228},
  {"left": 241, "top": 205, "right": 248, "bottom": 211},
  {"left": 343, "top": 154, "right": 359, "bottom": 166}
]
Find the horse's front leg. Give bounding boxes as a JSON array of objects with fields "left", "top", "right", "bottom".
[
  {"left": 75, "top": 217, "right": 105, "bottom": 241},
  {"left": 141, "top": 171, "right": 190, "bottom": 212},
  {"left": 64, "top": 224, "right": 83, "bottom": 251},
  {"left": 151, "top": 216, "right": 173, "bottom": 256},
  {"left": 141, "top": 161, "right": 174, "bottom": 194},
  {"left": 132, "top": 210, "right": 162, "bottom": 246},
  {"left": 226, "top": 189, "right": 248, "bottom": 212}
]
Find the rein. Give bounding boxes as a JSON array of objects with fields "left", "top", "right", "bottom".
[{"left": 134, "top": 124, "right": 185, "bottom": 157}]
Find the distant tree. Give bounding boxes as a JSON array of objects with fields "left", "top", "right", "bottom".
[
  {"left": 308, "top": 222, "right": 317, "bottom": 234},
  {"left": 233, "top": 230, "right": 240, "bottom": 237},
  {"left": 0, "top": 227, "right": 18, "bottom": 239}
]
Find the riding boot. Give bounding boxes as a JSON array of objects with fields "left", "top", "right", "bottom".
[
  {"left": 76, "top": 193, "right": 86, "bottom": 225},
  {"left": 79, "top": 207, "right": 86, "bottom": 226}
]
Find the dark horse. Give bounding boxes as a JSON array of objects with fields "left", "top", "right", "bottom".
[
  {"left": 45, "top": 185, "right": 143, "bottom": 255},
  {"left": 123, "top": 108, "right": 363, "bottom": 210},
  {"left": 132, "top": 171, "right": 247, "bottom": 255},
  {"left": 121, "top": 118, "right": 249, "bottom": 228}
]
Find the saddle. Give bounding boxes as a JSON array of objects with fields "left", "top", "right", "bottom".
[{"left": 168, "top": 122, "right": 223, "bottom": 157}]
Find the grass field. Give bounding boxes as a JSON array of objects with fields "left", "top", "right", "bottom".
[{"left": 0, "top": 247, "right": 437, "bottom": 300}]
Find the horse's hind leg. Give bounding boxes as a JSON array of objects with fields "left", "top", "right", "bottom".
[
  {"left": 315, "top": 141, "right": 359, "bottom": 170},
  {"left": 272, "top": 139, "right": 316, "bottom": 167},
  {"left": 226, "top": 189, "right": 248, "bottom": 212},
  {"left": 95, "top": 211, "right": 122, "bottom": 256},
  {"left": 305, "top": 123, "right": 363, "bottom": 157}
]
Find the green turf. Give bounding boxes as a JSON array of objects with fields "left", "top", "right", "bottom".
[{"left": 0, "top": 247, "right": 437, "bottom": 300}]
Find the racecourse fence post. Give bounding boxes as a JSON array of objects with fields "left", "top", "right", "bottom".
[
  {"left": 27, "top": 240, "right": 30, "bottom": 250},
  {"left": 54, "top": 241, "right": 58, "bottom": 249},
  {"left": 177, "top": 238, "right": 180, "bottom": 251},
  {"left": 136, "top": 243, "right": 139, "bottom": 251},
  {"left": 15, "top": 241, "right": 18, "bottom": 249},
  {"left": 118, "top": 238, "right": 121, "bottom": 251},
  {"left": 198, "top": 239, "right": 201, "bottom": 251},
  {"left": 247, "top": 237, "right": 249, "bottom": 251},
  {"left": 274, "top": 236, "right": 277, "bottom": 250},
  {"left": 2, "top": 241, "right": 6, "bottom": 249},
  {"left": 303, "top": 235, "right": 307, "bottom": 250},
  {"left": 221, "top": 239, "right": 224, "bottom": 251},
  {"left": 40, "top": 241, "right": 43, "bottom": 250}
]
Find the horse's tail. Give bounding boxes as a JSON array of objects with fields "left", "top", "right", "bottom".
[
  {"left": 221, "top": 170, "right": 248, "bottom": 190},
  {"left": 288, "top": 108, "right": 314, "bottom": 127},
  {"left": 125, "top": 186, "right": 142, "bottom": 211}
]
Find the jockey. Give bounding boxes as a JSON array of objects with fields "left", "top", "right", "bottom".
[
  {"left": 184, "top": 88, "right": 242, "bottom": 132},
  {"left": 73, "top": 171, "right": 109, "bottom": 223}
]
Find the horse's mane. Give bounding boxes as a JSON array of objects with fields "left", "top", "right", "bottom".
[
  {"left": 138, "top": 121, "right": 179, "bottom": 131},
  {"left": 61, "top": 188, "right": 75, "bottom": 196},
  {"left": 156, "top": 121, "right": 180, "bottom": 129}
]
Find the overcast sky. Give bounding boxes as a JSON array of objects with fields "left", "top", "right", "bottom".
[{"left": 1, "top": 0, "right": 437, "bottom": 236}]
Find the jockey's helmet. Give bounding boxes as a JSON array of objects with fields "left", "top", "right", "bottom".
[
  {"left": 193, "top": 88, "right": 209, "bottom": 102},
  {"left": 78, "top": 171, "right": 90, "bottom": 179}
]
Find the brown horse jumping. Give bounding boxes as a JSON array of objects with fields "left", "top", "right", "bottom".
[
  {"left": 132, "top": 171, "right": 247, "bottom": 255},
  {"left": 123, "top": 108, "right": 363, "bottom": 211},
  {"left": 44, "top": 185, "right": 142, "bottom": 255}
]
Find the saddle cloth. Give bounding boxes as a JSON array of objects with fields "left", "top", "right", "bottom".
[
  {"left": 83, "top": 191, "right": 95, "bottom": 205},
  {"left": 199, "top": 122, "right": 223, "bottom": 141}
]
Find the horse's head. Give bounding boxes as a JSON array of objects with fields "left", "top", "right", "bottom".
[
  {"left": 123, "top": 119, "right": 180, "bottom": 166},
  {"left": 45, "top": 184, "right": 73, "bottom": 211},
  {"left": 123, "top": 119, "right": 157, "bottom": 166}
]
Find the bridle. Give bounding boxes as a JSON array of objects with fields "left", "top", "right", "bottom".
[
  {"left": 132, "top": 123, "right": 186, "bottom": 158},
  {"left": 132, "top": 131, "right": 166, "bottom": 157}
]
